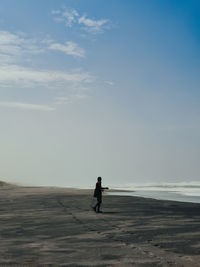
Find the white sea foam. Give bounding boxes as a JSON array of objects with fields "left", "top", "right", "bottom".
[{"left": 111, "top": 182, "right": 200, "bottom": 202}]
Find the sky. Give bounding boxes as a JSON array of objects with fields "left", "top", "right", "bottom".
[{"left": 0, "top": 0, "right": 199, "bottom": 187}]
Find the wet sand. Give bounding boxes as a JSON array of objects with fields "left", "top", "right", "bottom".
[{"left": 0, "top": 183, "right": 200, "bottom": 266}]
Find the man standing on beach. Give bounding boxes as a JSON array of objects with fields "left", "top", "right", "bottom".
[{"left": 93, "top": 177, "right": 108, "bottom": 213}]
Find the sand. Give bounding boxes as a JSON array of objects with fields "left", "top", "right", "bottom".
[{"left": 0, "top": 183, "right": 200, "bottom": 266}]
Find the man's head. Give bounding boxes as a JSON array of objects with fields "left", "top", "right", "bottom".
[{"left": 97, "top": 177, "right": 102, "bottom": 182}]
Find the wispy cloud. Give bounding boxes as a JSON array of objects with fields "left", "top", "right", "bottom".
[
  {"left": 52, "top": 7, "right": 111, "bottom": 34},
  {"left": 0, "top": 102, "right": 55, "bottom": 111},
  {"left": 0, "top": 30, "right": 93, "bottom": 89},
  {"left": 55, "top": 96, "right": 71, "bottom": 105},
  {"left": 49, "top": 41, "right": 85, "bottom": 57},
  {"left": 105, "top": 81, "right": 114, "bottom": 86},
  {"left": 0, "top": 30, "right": 85, "bottom": 63},
  {"left": 55, "top": 94, "right": 89, "bottom": 105},
  {"left": 72, "top": 93, "right": 89, "bottom": 99},
  {"left": 0, "top": 64, "right": 94, "bottom": 89},
  {"left": 51, "top": 9, "right": 61, "bottom": 15},
  {"left": 0, "top": 30, "right": 44, "bottom": 63},
  {"left": 62, "top": 8, "right": 79, "bottom": 27},
  {"left": 78, "top": 16, "right": 109, "bottom": 34},
  {"left": 0, "top": 30, "right": 95, "bottom": 108}
]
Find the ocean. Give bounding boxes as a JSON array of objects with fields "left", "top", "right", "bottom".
[{"left": 108, "top": 182, "right": 200, "bottom": 204}]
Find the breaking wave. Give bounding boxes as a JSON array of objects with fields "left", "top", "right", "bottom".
[{"left": 111, "top": 182, "right": 200, "bottom": 203}]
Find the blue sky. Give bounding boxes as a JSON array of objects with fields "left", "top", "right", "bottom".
[{"left": 0, "top": 0, "right": 199, "bottom": 187}]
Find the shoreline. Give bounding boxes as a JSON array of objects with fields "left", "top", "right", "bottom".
[
  {"left": 0, "top": 183, "right": 200, "bottom": 266},
  {"left": 107, "top": 190, "right": 200, "bottom": 205}
]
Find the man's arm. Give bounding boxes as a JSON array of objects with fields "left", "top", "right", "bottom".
[{"left": 101, "top": 187, "right": 109, "bottom": 190}]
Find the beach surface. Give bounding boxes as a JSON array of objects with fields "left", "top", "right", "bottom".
[{"left": 0, "top": 183, "right": 200, "bottom": 266}]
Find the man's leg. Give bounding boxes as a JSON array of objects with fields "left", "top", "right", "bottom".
[
  {"left": 93, "top": 202, "right": 97, "bottom": 212},
  {"left": 93, "top": 198, "right": 98, "bottom": 212},
  {"left": 97, "top": 197, "right": 102, "bottom": 213}
]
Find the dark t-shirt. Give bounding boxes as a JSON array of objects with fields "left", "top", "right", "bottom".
[
  {"left": 94, "top": 181, "right": 103, "bottom": 199},
  {"left": 96, "top": 182, "right": 102, "bottom": 196}
]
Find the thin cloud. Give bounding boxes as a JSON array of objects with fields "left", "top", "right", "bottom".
[
  {"left": 0, "top": 30, "right": 44, "bottom": 62},
  {"left": 105, "top": 81, "right": 114, "bottom": 86},
  {"left": 52, "top": 7, "right": 111, "bottom": 34},
  {"left": 0, "top": 65, "right": 94, "bottom": 89},
  {"left": 78, "top": 16, "right": 109, "bottom": 34},
  {"left": 72, "top": 93, "right": 89, "bottom": 99},
  {"left": 49, "top": 41, "right": 85, "bottom": 57},
  {"left": 62, "top": 8, "right": 79, "bottom": 27},
  {"left": 0, "top": 31, "right": 93, "bottom": 88},
  {"left": 0, "top": 30, "right": 85, "bottom": 62},
  {"left": 0, "top": 30, "right": 95, "bottom": 108},
  {"left": 51, "top": 10, "right": 60, "bottom": 15},
  {"left": 0, "top": 53, "right": 14, "bottom": 64},
  {"left": 55, "top": 96, "right": 71, "bottom": 105},
  {"left": 55, "top": 94, "right": 88, "bottom": 105},
  {"left": 0, "top": 102, "right": 55, "bottom": 111}
]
